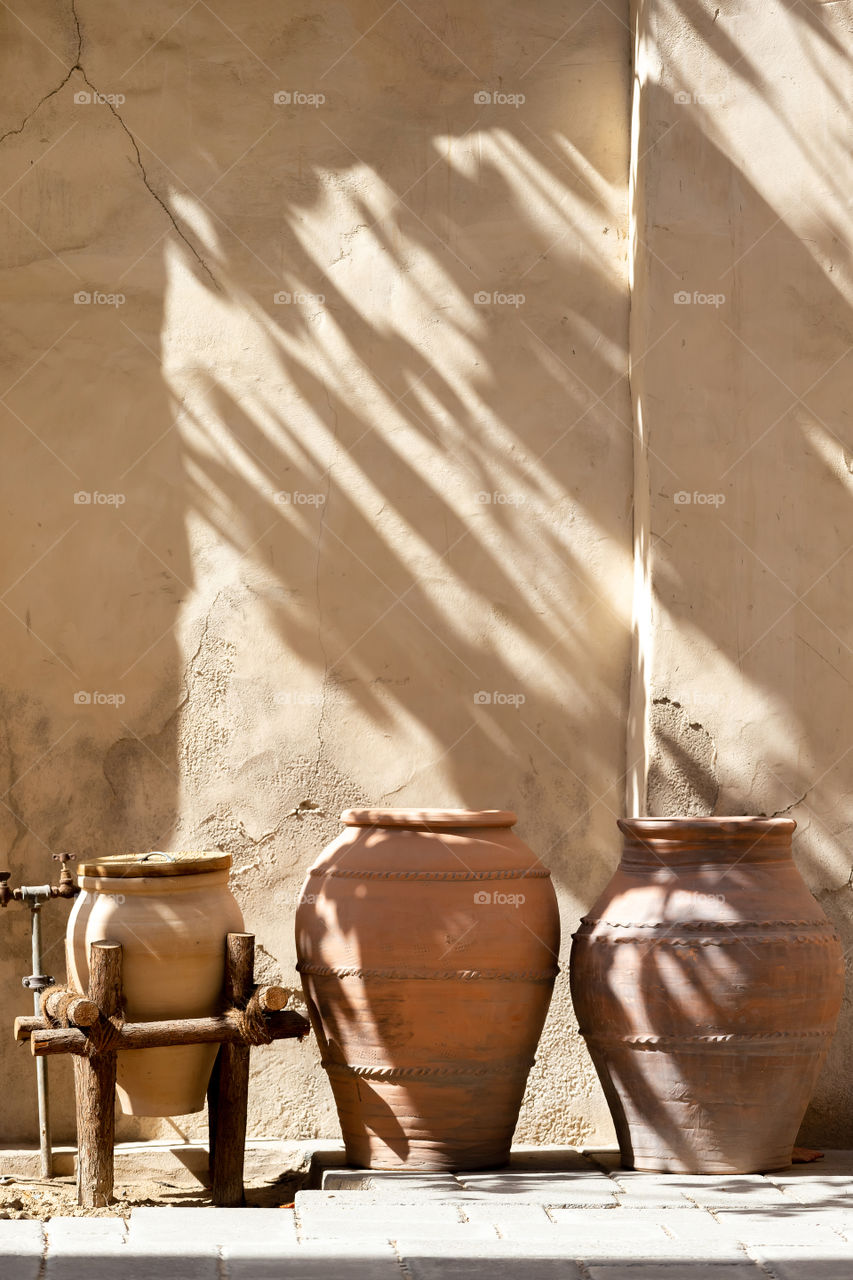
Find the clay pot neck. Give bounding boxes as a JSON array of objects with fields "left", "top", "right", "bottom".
[
  {"left": 77, "top": 869, "right": 232, "bottom": 895},
  {"left": 618, "top": 817, "right": 796, "bottom": 868},
  {"left": 341, "top": 808, "right": 517, "bottom": 830}
]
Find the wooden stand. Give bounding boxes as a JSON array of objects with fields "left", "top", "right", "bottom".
[{"left": 15, "top": 932, "right": 310, "bottom": 1207}]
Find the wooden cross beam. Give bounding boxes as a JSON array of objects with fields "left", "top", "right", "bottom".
[{"left": 14, "top": 932, "right": 310, "bottom": 1209}]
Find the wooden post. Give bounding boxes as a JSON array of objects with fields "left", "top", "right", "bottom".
[
  {"left": 75, "top": 940, "right": 121, "bottom": 1207},
  {"left": 209, "top": 932, "right": 254, "bottom": 1206},
  {"left": 206, "top": 1043, "right": 221, "bottom": 1182},
  {"left": 10, "top": 931, "right": 309, "bottom": 1209}
]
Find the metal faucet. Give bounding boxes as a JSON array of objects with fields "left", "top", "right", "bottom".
[{"left": 1, "top": 853, "right": 80, "bottom": 1177}]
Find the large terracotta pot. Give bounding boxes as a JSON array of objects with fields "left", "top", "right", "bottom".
[
  {"left": 571, "top": 817, "right": 844, "bottom": 1173},
  {"left": 67, "top": 852, "right": 244, "bottom": 1116},
  {"left": 295, "top": 808, "right": 560, "bottom": 1170}
]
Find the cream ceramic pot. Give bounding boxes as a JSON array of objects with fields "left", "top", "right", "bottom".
[{"left": 66, "top": 852, "right": 244, "bottom": 1116}]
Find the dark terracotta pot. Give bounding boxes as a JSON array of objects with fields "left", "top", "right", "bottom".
[
  {"left": 570, "top": 817, "right": 844, "bottom": 1173},
  {"left": 295, "top": 808, "right": 560, "bottom": 1170}
]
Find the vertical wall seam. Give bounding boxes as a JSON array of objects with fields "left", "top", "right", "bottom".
[{"left": 625, "top": 0, "right": 652, "bottom": 818}]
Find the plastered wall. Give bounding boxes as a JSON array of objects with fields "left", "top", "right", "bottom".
[
  {"left": 3, "top": 0, "right": 850, "bottom": 1155},
  {"left": 631, "top": 0, "right": 853, "bottom": 1143},
  {"left": 0, "top": 1, "right": 632, "bottom": 1146}
]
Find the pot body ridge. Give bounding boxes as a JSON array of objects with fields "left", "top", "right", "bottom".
[
  {"left": 296, "top": 808, "right": 560, "bottom": 1170},
  {"left": 570, "top": 817, "right": 844, "bottom": 1173}
]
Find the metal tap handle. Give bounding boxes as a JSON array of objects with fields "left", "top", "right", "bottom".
[{"left": 51, "top": 854, "right": 79, "bottom": 899}]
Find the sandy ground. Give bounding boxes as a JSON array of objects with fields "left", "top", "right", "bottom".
[{"left": 0, "top": 1168, "right": 305, "bottom": 1218}]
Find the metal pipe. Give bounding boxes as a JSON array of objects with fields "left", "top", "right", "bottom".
[
  {"left": 30, "top": 902, "right": 52, "bottom": 1178},
  {"left": 2, "top": 856, "right": 78, "bottom": 1179}
]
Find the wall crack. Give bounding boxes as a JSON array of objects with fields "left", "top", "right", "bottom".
[
  {"left": 764, "top": 789, "right": 811, "bottom": 819},
  {"left": 2, "top": 5, "right": 221, "bottom": 295},
  {"left": 74, "top": 68, "right": 221, "bottom": 291},
  {"left": 0, "top": 2, "right": 81, "bottom": 144}
]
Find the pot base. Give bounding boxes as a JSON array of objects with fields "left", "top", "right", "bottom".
[
  {"left": 331, "top": 1068, "right": 526, "bottom": 1171},
  {"left": 115, "top": 1044, "right": 217, "bottom": 1116},
  {"left": 344, "top": 1139, "right": 512, "bottom": 1172},
  {"left": 626, "top": 1156, "right": 794, "bottom": 1175}
]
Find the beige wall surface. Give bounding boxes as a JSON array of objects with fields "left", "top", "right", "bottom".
[
  {"left": 0, "top": 1, "right": 632, "bottom": 1146},
  {"left": 632, "top": 0, "right": 853, "bottom": 1143},
  {"left": 4, "top": 0, "right": 850, "bottom": 1157}
]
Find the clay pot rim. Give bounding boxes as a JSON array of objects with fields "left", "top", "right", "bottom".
[
  {"left": 341, "top": 808, "right": 518, "bottom": 829},
  {"left": 77, "top": 869, "right": 233, "bottom": 893},
  {"left": 618, "top": 817, "right": 796, "bottom": 836},
  {"left": 75, "top": 851, "right": 232, "bottom": 878}
]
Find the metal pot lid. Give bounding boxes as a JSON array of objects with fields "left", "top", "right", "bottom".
[{"left": 74, "top": 851, "right": 232, "bottom": 878}]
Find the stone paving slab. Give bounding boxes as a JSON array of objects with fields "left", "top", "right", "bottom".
[
  {"left": 45, "top": 1216, "right": 128, "bottom": 1253},
  {"left": 127, "top": 1205, "right": 298, "bottom": 1253},
  {"left": 609, "top": 1172, "right": 792, "bottom": 1207},
  {"left": 322, "top": 1169, "right": 620, "bottom": 1204},
  {"left": 585, "top": 1266, "right": 766, "bottom": 1279},
  {"left": 458, "top": 1173, "right": 619, "bottom": 1203},
  {"left": 766, "top": 1174, "right": 853, "bottom": 1206},
  {"left": 392, "top": 1238, "right": 590, "bottom": 1267},
  {"left": 543, "top": 1207, "right": 747, "bottom": 1257},
  {"left": 225, "top": 1244, "right": 405, "bottom": 1278},
  {"left": 0, "top": 1260, "right": 43, "bottom": 1280},
  {"left": 2, "top": 1150, "right": 852, "bottom": 1278},
  {"left": 0, "top": 1219, "right": 44, "bottom": 1251},
  {"left": 711, "top": 1208, "right": 850, "bottom": 1247},
  {"left": 0, "top": 1219, "right": 43, "bottom": 1280},
  {"left": 461, "top": 1202, "right": 552, "bottom": 1235},
  {"left": 322, "top": 1171, "right": 464, "bottom": 1198},
  {"left": 180, "top": 1206, "right": 298, "bottom": 1253},
  {"left": 295, "top": 1192, "right": 471, "bottom": 1241},
  {"left": 506, "top": 1149, "right": 605, "bottom": 1173},
  {"left": 45, "top": 1257, "right": 219, "bottom": 1280},
  {"left": 749, "top": 1248, "right": 853, "bottom": 1279},
  {"left": 126, "top": 1206, "right": 221, "bottom": 1255},
  {"left": 400, "top": 1253, "right": 583, "bottom": 1279}
]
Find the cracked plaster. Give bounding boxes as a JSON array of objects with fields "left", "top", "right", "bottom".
[{"left": 0, "top": 0, "right": 632, "bottom": 1149}]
